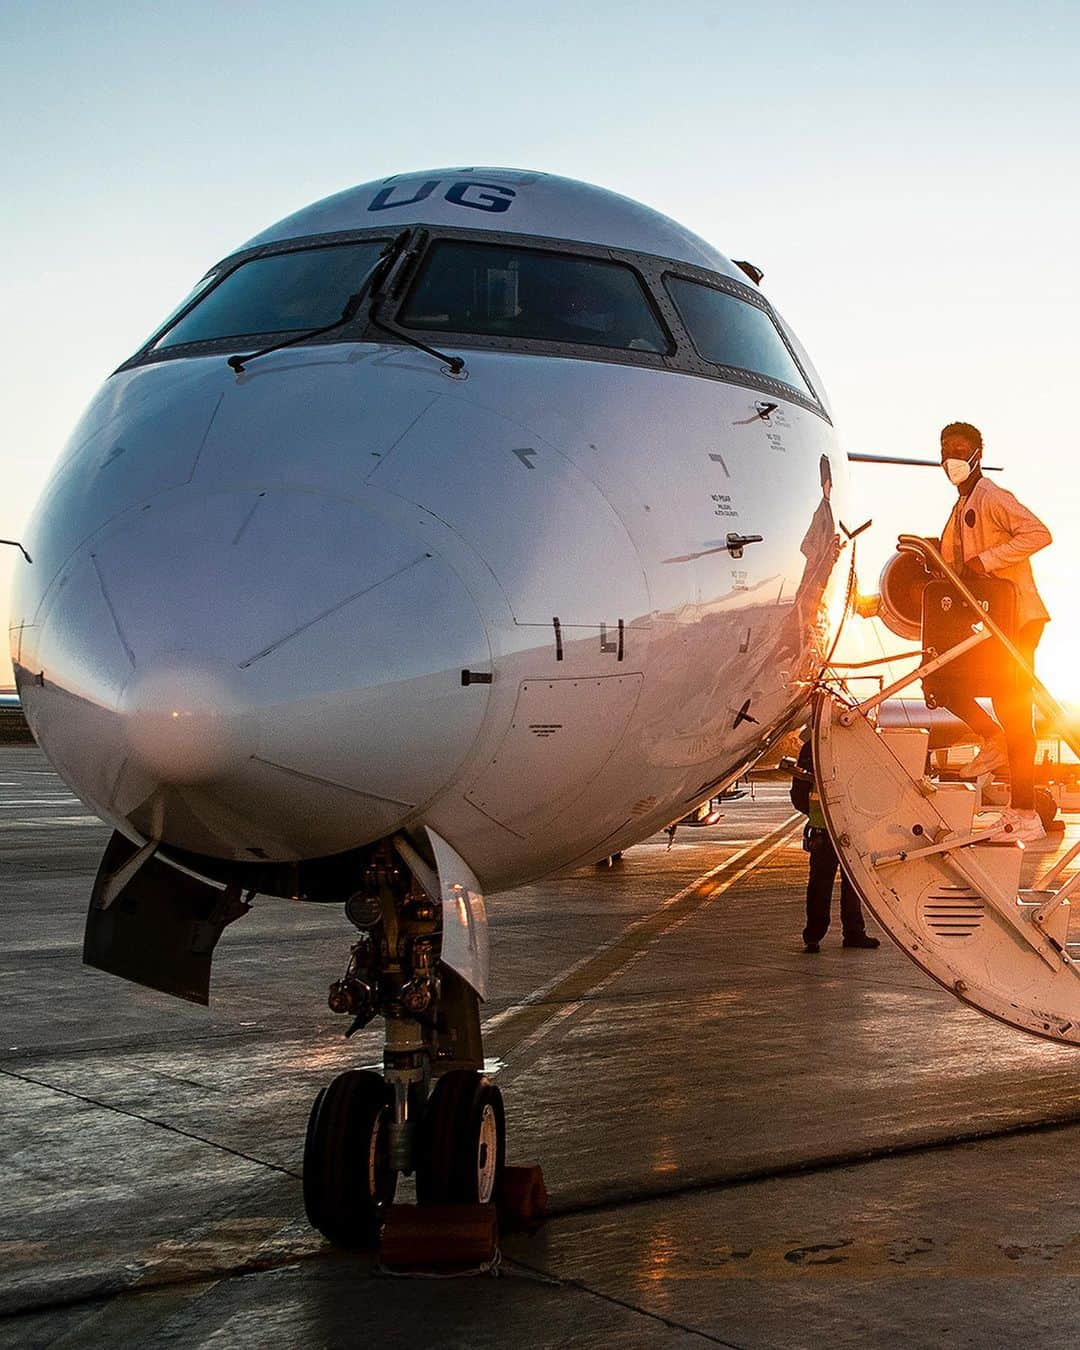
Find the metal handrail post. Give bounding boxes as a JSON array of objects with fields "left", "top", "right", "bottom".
[
  {"left": 837, "top": 628, "right": 991, "bottom": 725},
  {"left": 1035, "top": 837, "right": 1080, "bottom": 892},
  {"left": 896, "top": 534, "right": 1080, "bottom": 763}
]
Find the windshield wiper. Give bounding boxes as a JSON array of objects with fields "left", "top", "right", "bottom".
[
  {"left": 367, "top": 305, "right": 465, "bottom": 375},
  {"left": 227, "top": 233, "right": 410, "bottom": 374},
  {"left": 0, "top": 539, "right": 32, "bottom": 564},
  {"left": 366, "top": 228, "right": 465, "bottom": 375},
  {"left": 227, "top": 229, "right": 465, "bottom": 376}
]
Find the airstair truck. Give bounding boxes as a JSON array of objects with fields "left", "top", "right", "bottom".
[{"left": 814, "top": 535, "right": 1080, "bottom": 1045}]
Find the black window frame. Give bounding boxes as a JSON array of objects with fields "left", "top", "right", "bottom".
[
  {"left": 395, "top": 237, "right": 676, "bottom": 361},
  {"left": 662, "top": 270, "right": 819, "bottom": 406}
]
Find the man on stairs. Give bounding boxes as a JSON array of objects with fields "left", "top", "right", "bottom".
[{"left": 936, "top": 421, "right": 1052, "bottom": 844}]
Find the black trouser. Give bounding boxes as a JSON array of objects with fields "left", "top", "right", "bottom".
[
  {"left": 940, "top": 620, "right": 1044, "bottom": 811},
  {"left": 803, "top": 826, "right": 866, "bottom": 943}
]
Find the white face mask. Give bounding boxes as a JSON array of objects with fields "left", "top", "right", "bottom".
[{"left": 944, "top": 456, "right": 974, "bottom": 485}]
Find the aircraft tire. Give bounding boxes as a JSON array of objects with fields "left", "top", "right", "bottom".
[
  {"left": 303, "top": 1069, "right": 396, "bottom": 1247},
  {"left": 416, "top": 1070, "right": 505, "bottom": 1207}
]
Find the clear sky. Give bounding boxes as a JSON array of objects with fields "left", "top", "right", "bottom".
[{"left": 2, "top": 1, "right": 1078, "bottom": 690}]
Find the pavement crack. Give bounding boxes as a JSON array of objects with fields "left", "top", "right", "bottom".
[
  {"left": 507, "top": 1256, "right": 747, "bottom": 1347},
  {"left": 0, "top": 1066, "right": 301, "bottom": 1180},
  {"left": 542, "top": 1108, "right": 1080, "bottom": 1222},
  {"left": 0, "top": 1246, "right": 330, "bottom": 1322}
]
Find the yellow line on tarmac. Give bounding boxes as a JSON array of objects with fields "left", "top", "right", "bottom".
[{"left": 486, "top": 814, "right": 802, "bottom": 1066}]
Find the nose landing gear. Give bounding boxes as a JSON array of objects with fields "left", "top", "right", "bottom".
[{"left": 302, "top": 840, "right": 507, "bottom": 1250}]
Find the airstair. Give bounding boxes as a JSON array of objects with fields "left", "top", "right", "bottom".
[{"left": 814, "top": 535, "right": 1080, "bottom": 1045}]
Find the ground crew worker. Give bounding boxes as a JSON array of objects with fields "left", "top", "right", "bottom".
[
  {"left": 937, "top": 421, "right": 1051, "bottom": 842},
  {"left": 791, "top": 732, "right": 879, "bottom": 953}
]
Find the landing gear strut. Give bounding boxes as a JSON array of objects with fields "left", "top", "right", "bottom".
[{"left": 302, "top": 840, "right": 505, "bottom": 1248}]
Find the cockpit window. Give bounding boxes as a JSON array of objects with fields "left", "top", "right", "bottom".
[
  {"left": 153, "top": 240, "right": 387, "bottom": 348},
  {"left": 399, "top": 241, "right": 671, "bottom": 354},
  {"left": 147, "top": 272, "right": 220, "bottom": 344},
  {"left": 664, "top": 276, "right": 813, "bottom": 397}
]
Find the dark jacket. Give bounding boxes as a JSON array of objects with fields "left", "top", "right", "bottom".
[{"left": 790, "top": 740, "right": 813, "bottom": 816}]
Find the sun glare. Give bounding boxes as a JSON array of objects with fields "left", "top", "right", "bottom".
[{"left": 1035, "top": 625, "right": 1080, "bottom": 709}]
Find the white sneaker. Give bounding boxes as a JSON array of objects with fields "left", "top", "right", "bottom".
[
  {"left": 1000, "top": 808, "right": 1046, "bottom": 844},
  {"left": 959, "top": 736, "right": 1009, "bottom": 779},
  {"left": 974, "top": 807, "right": 1013, "bottom": 842}
]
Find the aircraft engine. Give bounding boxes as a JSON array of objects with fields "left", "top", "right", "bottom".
[{"left": 876, "top": 549, "right": 931, "bottom": 641}]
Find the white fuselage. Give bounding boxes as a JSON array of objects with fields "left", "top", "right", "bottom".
[
  {"left": 9, "top": 169, "right": 848, "bottom": 894},
  {"left": 11, "top": 343, "right": 846, "bottom": 891}
]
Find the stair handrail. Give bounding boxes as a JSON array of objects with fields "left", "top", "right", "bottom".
[{"left": 896, "top": 533, "right": 1080, "bottom": 763}]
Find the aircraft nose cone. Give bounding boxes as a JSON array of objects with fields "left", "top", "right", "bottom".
[
  {"left": 16, "top": 486, "right": 493, "bottom": 862},
  {"left": 120, "top": 660, "right": 255, "bottom": 785}
]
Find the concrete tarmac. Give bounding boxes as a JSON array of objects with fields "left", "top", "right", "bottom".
[{"left": 4, "top": 744, "right": 1080, "bottom": 1348}]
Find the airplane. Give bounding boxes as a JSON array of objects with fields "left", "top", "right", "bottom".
[{"left": 3, "top": 166, "right": 929, "bottom": 1247}]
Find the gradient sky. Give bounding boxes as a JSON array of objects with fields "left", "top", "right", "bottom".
[{"left": 3, "top": 1, "right": 1078, "bottom": 690}]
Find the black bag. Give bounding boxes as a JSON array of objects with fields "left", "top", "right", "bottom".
[{"left": 921, "top": 573, "right": 1019, "bottom": 705}]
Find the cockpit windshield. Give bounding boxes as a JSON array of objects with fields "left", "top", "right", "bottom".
[
  {"left": 153, "top": 240, "right": 388, "bottom": 348},
  {"left": 398, "top": 241, "right": 671, "bottom": 354},
  {"left": 132, "top": 231, "right": 822, "bottom": 417}
]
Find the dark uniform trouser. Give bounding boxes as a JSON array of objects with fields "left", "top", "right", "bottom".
[
  {"left": 938, "top": 620, "right": 1044, "bottom": 812},
  {"left": 803, "top": 827, "right": 867, "bottom": 944}
]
